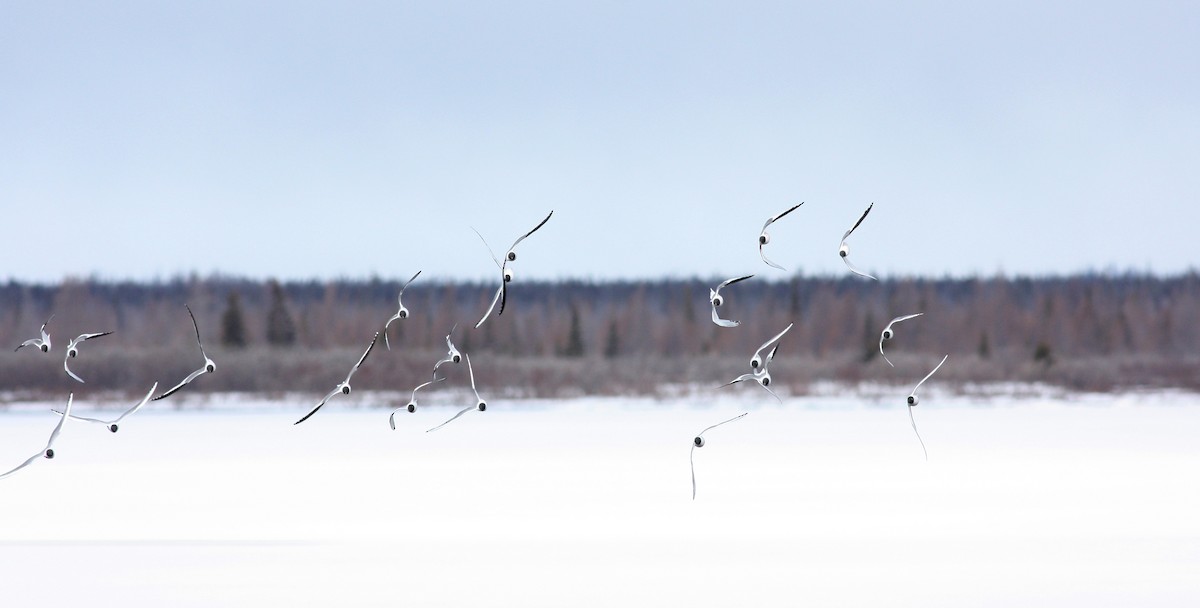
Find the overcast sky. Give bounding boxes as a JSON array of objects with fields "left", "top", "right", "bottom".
[{"left": 2, "top": 1, "right": 1196, "bottom": 283}]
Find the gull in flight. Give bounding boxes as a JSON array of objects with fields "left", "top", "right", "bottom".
[
  {"left": 1, "top": 394, "right": 72, "bottom": 480},
  {"left": 294, "top": 332, "right": 379, "bottom": 425},
  {"left": 906, "top": 354, "right": 948, "bottom": 460},
  {"left": 473, "top": 210, "right": 553, "bottom": 328},
  {"left": 432, "top": 324, "right": 462, "bottom": 375},
  {"left": 64, "top": 331, "right": 114, "bottom": 383},
  {"left": 758, "top": 202, "right": 804, "bottom": 270},
  {"left": 839, "top": 202, "right": 877, "bottom": 280},
  {"left": 720, "top": 348, "right": 783, "bottom": 404},
  {"left": 383, "top": 270, "right": 421, "bottom": 350},
  {"left": 15, "top": 315, "right": 54, "bottom": 353},
  {"left": 390, "top": 376, "right": 445, "bottom": 430},
  {"left": 879, "top": 312, "right": 924, "bottom": 367},
  {"left": 153, "top": 305, "right": 215, "bottom": 401},
  {"left": 690, "top": 412, "right": 748, "bottom": 500},
  {"left": 54, "top": 383, "right": 157, "bottom": 433},
  {"left": 710, "top": 274, "right": 754, "bottom": 328},
  {"left": 750, "top": 322, "right": 793, "bottom": 371},
  {"left": 427, "top": 353, "right": 487, "bottom": 432}
]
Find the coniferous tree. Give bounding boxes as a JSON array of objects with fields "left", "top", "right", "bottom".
[
  {"left": 266, "top": 280, "right": 297, "bottom": 347},
  {"left": 221, "top": 292, "right": 247, "bottom": 348},
  {"left": 563, "top": 302, "right": 585, "bottom": 357},
  {"left": 603, "top": 318, "right": 620, "bottom": 359}
]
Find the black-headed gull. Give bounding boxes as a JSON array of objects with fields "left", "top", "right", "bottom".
[
  {"left": 879, "top": 312, "right": 924, "bottom": 367},
  {"left": 1, "top": 394, "right": 72, "bottom": 480},
  {"left": 473, "top": 211, "right": 553, "bottom": 328},
  {"left": 15, "top": 315, "right": 54, "bottom": 353},
  {"left": 390, "top": 376, "right": 445, "bottom": 429},
  {"left": 710, "top": 274, "right": 754, "bottom": 328},
  {"left": 758, "top": 202, "right": 804, "bottom": 271},
  {"left": 54, "top": 383, "right": 157, "bottom": 433},
  {"left": 64, "top": 331, "right": 113, "bottom": 383},
  {"left": 432, "top": 325, "right": 462, "bottom": 374},
  {"left": 750, "top": 323, "right": 793, "bottom": 371},
  {"left": 383, "top": 270, "right": 421, "bottom": 350},
  {"left": 690, "top": 412, "right": 748, "bottom": 500},
  {"left": 906, "top": 354, "right": 948, "bottom": 460},
  {"left": 427, "top": 353, "right": 487, "bottom": 432},
  {"left": 839, "top": 202, "right": 877, "bottom": 280},
  {"left": 294, "top": 332, "right": 379, "bottom": 425},
  {"left": 719, "top": 358, "right": 782, "bottom": 404},
  {"left": 153, "top": 305, "right": 215, "bottom": 401}
]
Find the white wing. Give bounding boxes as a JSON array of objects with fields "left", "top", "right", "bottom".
[
  {"left": 697, "top": 412, "right": 748, "bottom": 437},
  {"left": 472, "top": 227, "right": 504, "bottom": 269},
  {"left": 717, "top": 274, "right": 754, "bottom": 291},
  {"left": 880, "top": 336, "right": 893, "bottom": 367},
  {"left": 888, "top": 312, "right": 924, "bottom": 326},
  {"left": 345, "top": 332, "right": 379, "bottom": 384},
  {"left": 719, "top": 373, "right": 757, "bottom": 388},
  {"left": 506, "top": 210, "right": 553, "bottom": 254},
  {"left": 841, "top": 255, "right": 878, "bottom": 281},
  {"left": 763, "top": 202, "right": 803, "bottom": 231},
  {"left": 15, "top": 338, "right": 40, "bottom": 352},
  {"left": 426, "top": 405, "right": 476, "bottom": 433},
  {"left": 397, "top": 270, "right": 422, "bottom": 302},
  {"left": 690, "top": 444, "right": 698, "bottom": 500},
  {"left": 64, "top": 357, "right": 85, "bottom": 383},
  {"left": 411, "top": 377, "right": 444, "bottom": 401},
  {"left": 0, "top": 453, "right": 43, "bottom": 479},
  {"left": 466, "top": 353, "right": 481, "bottom": 401},
  {"left": 153, "top": 366, "right": 208, "bottom": 401},
  {"left": 75, "top": 331, "right": 113, "bottom": 343},
  {"left": 909, "top": 406, "right": 929, "bottom": 461},
  {"left": 841, "top": 202, "right": 873, "bottom": 242},
  {"left": 294, "top": 387, "right": 342, "bottom": 425},
  {"left": 475, "top": 281, "right": 504, "bottom": 329},
  {"left": 759, "top": 244, "right": 787, "bottom": 271},
  {"left": 185, "top": 305, "right": 207, "bottom": 360},
  {"left": 753, "top": 323, "right": 794, "bottom": 360},
  {"left": 46, "top": 393, "right": 72, "bottom": 449},
  {"left": 910, "top": 354, "right": 949, "bottom": 396},
  {"left": 113, "top": 383, "right": 158, "bottom": 424},
  {"left": 711, "top": 303, "right": 739, "bottom": 328},
  {"left": 383, "top": 313, "right": 401, "bottom": 350}
]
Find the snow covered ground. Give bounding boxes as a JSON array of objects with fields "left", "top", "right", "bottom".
[{"left": 2, "top": 391, "right": 1199, "bottom": 607}]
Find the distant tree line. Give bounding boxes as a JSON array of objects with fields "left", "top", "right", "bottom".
[{"left": 0, "top": 272, "right": 1197, "bottom": 396}]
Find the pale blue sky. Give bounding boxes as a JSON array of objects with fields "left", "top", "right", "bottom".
[{"left": 2, "top": 1, "right": 1196, "bottom": 282}]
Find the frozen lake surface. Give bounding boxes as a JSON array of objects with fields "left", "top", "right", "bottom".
[{"left": 2, "top": 392, "right": 1199, "bottom": 606}]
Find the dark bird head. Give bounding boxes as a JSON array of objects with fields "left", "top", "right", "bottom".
[
  {"left": 507, "top": 251, "right": 517, "bottom": 262},
  {"left": 839, "top": 244, "right": 849, "bottom": 258},
  {"left": 882, "top": 329, "right": 893, "bottom": 341},
  {"left": 206, "top": 362, "right": 216, "bottom": 373},
  {"left": 907, "top": 395, "right": 919, "bottom": 407},
  {"left": 452, "top": 354, "right": 461, "bottom": 363},
  {"left": 759, "top": 234, "right": 769, "bottom": 245},
  {"left": 693, "top": 436, "right": 705, "bottom": 448},
  {"left": 341, "top": 385, "right": 351, "bottom": 395},
  {"left": 44, "top": 448, "right": 55, "bottom": 459},
  {"left": 712, "top": 295, "right": 724, "bottom": 307},
  {"left": 477, "top": 401, "right": 487, "bottom": 412},
  {"left": 398, "top": 308, "right": 408, "bottom": 319},
  {"left": 40, "top": 344, "right": 49, "bottom": 353},
  {"left": 760, "top": 375, "right": 771, "bottom": 387},
  {"left": 68, "top": 349, "right": 77, "bottom": 358},
  {"left": 750, "top": 355, "right": 762, "bottom": 369},
  {"left": 407, "top": 402, "right": 416, "bottom": 413},
  {"left": 109, "top": 424, "right": 119, "bottom": 433},
  {"left": 503, "top": 268, "right": 514, "bottom": 283}
]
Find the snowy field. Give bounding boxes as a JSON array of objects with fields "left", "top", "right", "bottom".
[{"left": 2, "top": 390, "right": 1199, "bottom": 607}]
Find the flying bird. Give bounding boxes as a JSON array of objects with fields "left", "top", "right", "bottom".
[
  {"left": 690, "top": 412, "right": 748, "bottom": 500},
  {"left": 839, "top": 202, "right": 878, "bottom": 280},
  {"left": 719, "top": 358, "right": 782, "bottom": 404},
  {"left": 383, "top": 270, "right": 422, "bottom": 350},
  {"left": 473, "top": 210, "right": 553, "bottom": 328},
  {"left": 879, "top": 313, "right": 924, "bottom": 367},
  {"left": 390, "top": 376, "right": 445, "bottom": 429},
  {"left": 710, "top": 274, "right": 754, "bottom": 328},
  {"left": 750, "top": 323, "right": 793, "bottom": 371},
  {"left": 15, "top": 315, "right": 54, "bottom": 353},
  {"left": 63, "top": 331, "right": 114, "bottom": 383},
  {"left": 906, "top": 354, "right": 949, "bottom": 460},
  {"left": 432, "top": 325, "right": 462, "bottom": 374},
  {"left": 758, "top": 202, "right": 804, "bottom": 270},
  {"left": 1, "top": 393, "right": 73, "bottom": 480},
  {"left": 153, "top": 305, "right": 215, "bottom": 401},
  {"left": 294, "top": 332, "right": 379, "bottom": 425},
  {"left": 427, "top": 353, "right": 487, "bottom": 433},
  {"left": 54, "top": 383, "right": 157, "bottom": 433}
]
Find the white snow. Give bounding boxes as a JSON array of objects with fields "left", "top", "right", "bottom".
[{"left": 2, "top": 393, "right": 1199, "bottom": 606}]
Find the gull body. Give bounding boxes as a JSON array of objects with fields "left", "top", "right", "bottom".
[
  {"left": 427, "top": 353, "right": 487, "bottom": 432},
  {"left": 906, "top": 354, "right": 949, "bottom": 460},
  {"left": 390, "top": 376, "right": 445, "bottom": 429},
  {"left": 839, "top": 202, "right": 877, "bottom": 280},
  {"left": 64, "top": 331, "right": 113, "bottom": 383},
  {"left": 432, "top": 325, "right": 462, "bottom": 374},
  {"left": 690, "top": 412, "right": 748, "bottom": 500},
  {"left": 709, "top": 274, "right": 754, "bottom": 328},
  {"left": 383, "top": 270, "right": 422, "bottom": 350},
  {"left": 750, "top": 323, "right": 793, "bottom": 371},
  {"left": 153, "top": 305, "right": 215, "bottom": 401},
  {"left": 879, "top": 312, "right": 924, "bottom": 367},
  {"left": 473, "top": 211, "right": 552, "bottom": 328},
  {"left": 758, "top": 202, "right": 803, "bottom": 270},
  {"left": 15, "top": 315, "right": 54, "bottom": 353},
  {"left": 294, "top": 332, "right": 379, "bottom": 425},
  {"left": 1, "top": 394, "right": 72, "bottom": 480},
  {"left": 54, "top": 383, "right": 157, "bottom": 433}
]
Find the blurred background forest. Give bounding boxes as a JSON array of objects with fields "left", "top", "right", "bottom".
[{"left": 1, "top": 272, "right": 1198, "bottom": 401}]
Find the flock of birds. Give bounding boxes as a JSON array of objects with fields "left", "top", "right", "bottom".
[{"left": 2, "top": 205, "right": 949, "bottom": 499}]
